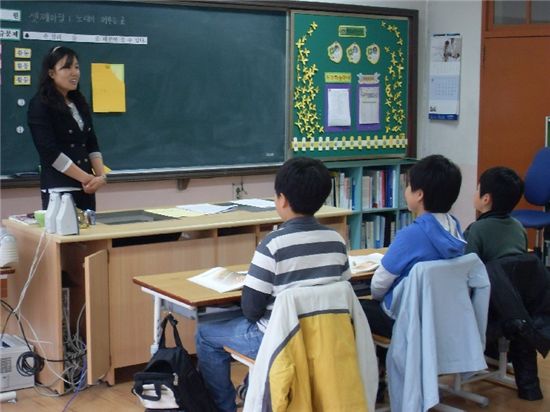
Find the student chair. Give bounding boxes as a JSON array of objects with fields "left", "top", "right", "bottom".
[
  {"left": 382, "top": 254, "right": 491, "bottom": 412},
  {"left": 224, "top": 281, "right": 379, "bottom": 412},
  {"left": 511, "top": 147, "right": 550, "bottom": 256},
  {"left": 482, "top": 253, "right": 550, "bottom": 400}
]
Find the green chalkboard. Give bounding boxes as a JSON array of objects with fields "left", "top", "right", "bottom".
[
  {"left": 0, "top": 1, "right": 287, "bottom": 177},
  {"left": 291, "top": 12, "right": 410, "bottom": 159}
]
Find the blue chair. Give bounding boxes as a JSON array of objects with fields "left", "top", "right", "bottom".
[{"left": 511, "top": 147, "right": 550, "bottom": 255}]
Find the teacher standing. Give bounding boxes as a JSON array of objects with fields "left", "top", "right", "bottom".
[{"left": 28, "top": 46, "right": 107, "bottom": 211}]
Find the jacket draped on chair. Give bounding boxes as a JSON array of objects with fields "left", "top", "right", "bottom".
[
  {"left": 386, "top": 253, "right": 490, "bottom": 412},
  {"left": 485, "top": 253, "right": 550, "bottom": 356},
  {"left": 244, "top": 281, "right": 378, "bottom": 412}
]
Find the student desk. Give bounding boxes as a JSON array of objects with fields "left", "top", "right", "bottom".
[
  {"left": 133, "top": 248, "right": 385, "bottom": 357},
  {"left": 2, "top": 204, "right": 350, "bottom": 393}
]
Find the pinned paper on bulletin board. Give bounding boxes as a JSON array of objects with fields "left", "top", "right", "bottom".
[{"left": 91, "top": 63, "right": 126, "bottom": 112}]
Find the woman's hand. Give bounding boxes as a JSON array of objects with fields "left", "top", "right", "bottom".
[{"left": 82, "top": 175, "right": 107, "bottom": 193}]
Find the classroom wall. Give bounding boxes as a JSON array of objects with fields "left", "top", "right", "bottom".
[
  {"left": 0, "top": 174, "right": 276, "bottom": 218},
  {"left": 422, "top": 0, "right": 481, "bottom": 228},
  {"left": 0, "top": 0, "right": 481, "bottom": 228},
  {"left": 316, "top": 0, "right": 481, "bottom": 227}
]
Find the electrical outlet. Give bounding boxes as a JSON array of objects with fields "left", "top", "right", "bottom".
[{"left": 232, "top": 182, "right": 247, "bottom": 200}]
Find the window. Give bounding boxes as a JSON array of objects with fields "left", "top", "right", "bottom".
[
  {"left": 494, "top": 1, "right": 526, "bottom": 25},
  {"left": 531, "top": 1, "right": 550, "bottom": 24},
  {"left": 486, "top": 0, "right": 550, "bottom": 36}
]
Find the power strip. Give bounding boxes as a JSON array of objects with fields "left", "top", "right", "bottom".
[
  {"left": 62, "top": 287, "right": 70, "bottom": 320},
  {"left": 62, "top": 287, "right": 70, "bottom": 344}
]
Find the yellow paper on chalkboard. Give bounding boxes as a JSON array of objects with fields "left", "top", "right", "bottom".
[{"left": 91, "top": 63, "right": 126, "bottom": 113}]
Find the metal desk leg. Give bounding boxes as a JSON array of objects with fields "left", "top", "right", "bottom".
[{"left": 151, "top": 294, "right": 161, "bottom": 355}]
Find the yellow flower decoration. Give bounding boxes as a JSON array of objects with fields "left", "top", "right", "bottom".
[
  {"left": 293, "top": 22, "right": 324, "bottom": 140},
  {"left": 382, "top": 20, "right": 407, "bottom": 137}
]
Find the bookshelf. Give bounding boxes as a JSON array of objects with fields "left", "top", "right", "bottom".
[{"left": 325, "top": 158, "right": 417, "bottom": 249}]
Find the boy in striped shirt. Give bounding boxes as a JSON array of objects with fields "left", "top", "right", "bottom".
[{"left": 196, "top": 157, "right": 351, "bottom": 412}]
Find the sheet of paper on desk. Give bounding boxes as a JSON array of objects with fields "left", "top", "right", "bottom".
[
  {"left": 349, "top": 252, "right": 384, "bottom": 274},
  {"left": 145, "top": 208, "right": 201, "bottom": 218},
  {"left": 231, "top": 198, "right": 275, "bottom": 208},
  {"left": 177, "top": 203, "right": 237, "bottom": 215},
  {"left": 188, "top": 267, "right": 247, "bottom": 293}
]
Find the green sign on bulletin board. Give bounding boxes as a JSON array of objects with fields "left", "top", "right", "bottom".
[{"left": 291, "top": 12, "right": 410, "bottom": 159}]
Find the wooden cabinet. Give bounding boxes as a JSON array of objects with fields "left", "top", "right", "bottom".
[{"left": 3, "top": 205, "right": 349, "bottom": 392}]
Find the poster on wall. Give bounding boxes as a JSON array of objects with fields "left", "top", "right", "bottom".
[{"left": 428, "top": 33, "right": 461, "bottom": 120}]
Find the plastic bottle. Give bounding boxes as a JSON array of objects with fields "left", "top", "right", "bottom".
[
  {"left": 56, "top": 193, "right": 79, "bottom": 236},
  {"left": 45, "top": 192, "right": 61, "bottom": 234}
]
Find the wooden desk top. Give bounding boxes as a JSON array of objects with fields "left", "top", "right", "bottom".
[
  {"left": 133, "top": 264, "right": 248, "bottom": 307},
  {"left": 133, "top": 248, "right": 386, "bottom": 308},
  {"left": 2, "top": 204, "right": 351, "bottom": 244}
]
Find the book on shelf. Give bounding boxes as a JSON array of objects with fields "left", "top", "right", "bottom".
[
  {"left": 188, "top": 267, "right": 247, "bottom": 293},
  {"left": 386, "top": 167, "right": 395, "bottom": 208},
  {"left": 326, "top": 171, "right": 354, "bottom": 210},
  {"left": 362, "top": 220, "right": 374, "bottom": 248},
  {"left": 363, "top": 214, "right": 390, "bottom": 248},
  {"left": 398, "top": 172, "right": 408, "bottom": 208},
  {"left": 349, "top": 252, "right": 384, "bottom": 275},
  {"left": 364, "top": 169, "right": 387, "bottom": 208},
  {"left": 362, "top": 174, "right": 373, "bottom": 209}
]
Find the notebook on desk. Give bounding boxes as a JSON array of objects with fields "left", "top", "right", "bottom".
[
  {"left": 349, "top": 252, "right": 384, "bottom": 275},
  {"left": 188, "top": 267, "right": 247, "bottom": 293}
]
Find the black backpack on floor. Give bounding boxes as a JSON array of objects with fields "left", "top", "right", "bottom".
[{"left": 132, "top": 314, "right": 217, "bottom": 412}]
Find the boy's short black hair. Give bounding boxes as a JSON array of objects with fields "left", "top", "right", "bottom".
[
  {"left": 408, "top": 154, "right": 462, "bottom": 213},
  {"left": 479, "top": 166, "right": 524, "bottom": 214},
  {"left": 274, "top": 157, "right": 332, "bottom": 215}
]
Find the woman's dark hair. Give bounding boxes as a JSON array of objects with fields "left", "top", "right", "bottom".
[{"left": 38, "top": 46, "right": 89, "bottom": 114}]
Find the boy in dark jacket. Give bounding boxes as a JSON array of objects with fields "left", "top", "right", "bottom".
[
  {"left": 465, "top": 167, "right": 544, "bottom": 401},
  {"left": 464, "top": 166, "right": 527, "bottom": 262}
]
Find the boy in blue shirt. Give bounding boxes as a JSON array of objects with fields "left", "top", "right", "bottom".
[
  {"left": 196, "top": 157, "right": 351, "bottom": 412},
  {"left": 362, "top": 155, "right": 465, "bottom": 401},
  {"left": 363, "top": 154, "right": 466, "bottom": 337}
]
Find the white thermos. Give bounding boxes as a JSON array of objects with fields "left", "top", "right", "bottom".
[
  {"left": 56, "top": 193, "right": 79, "bottom": 236},
  {"left": 45, "top": 192, "right": 61, "bottom": 233}
]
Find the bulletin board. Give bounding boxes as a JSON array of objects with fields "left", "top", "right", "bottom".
[{"left": 291, "top": 12, "right": 411, "bottom": 159}]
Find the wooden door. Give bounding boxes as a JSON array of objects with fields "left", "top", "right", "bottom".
[
  {"left": 84, "top": 249, "right": 110, "bottom": 385},
  {"left": 479, "top": 36, "right": 550, "bottom": 190},
  {"left": 479, "top": 2, "right": 550, "bottom": 214}
]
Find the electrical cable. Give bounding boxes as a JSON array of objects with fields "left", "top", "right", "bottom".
[
  {"left": 16, "top": 350, "right": 44, "bottom": 377},
  {"left": 1, "top": 227, "right": 89, "bottom": 394},
  {"left": 1, "top": 299, "right": 84, "bottom": 363},
  {"left": 12, "top": 231, "right": 49, "bottom": 313},
  {"left": 62, "top": 354, "right": 88, "bottom": 412},
  {"left": 1, "top": 297, "right": 87, "bottom": 392},
  {"left": 1, "top": 231, "right": 49, "bottom": 341}
]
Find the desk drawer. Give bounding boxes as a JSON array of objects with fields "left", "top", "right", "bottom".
[
  {"left": 109, "top": 237, "right": 216, "bottom": 368},
  {"left": 216, "top": 230, "right": 256, "bottom": 266}
]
